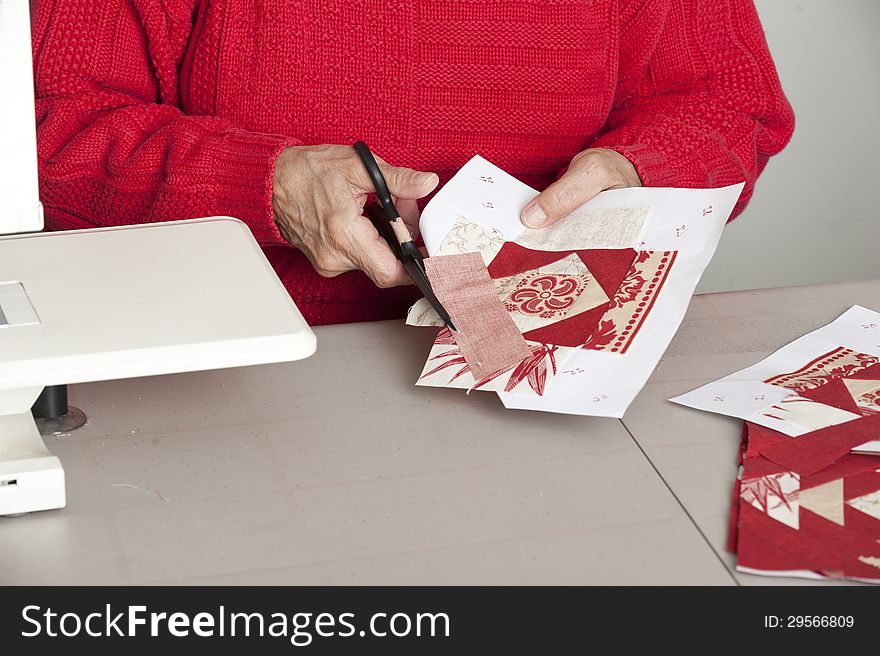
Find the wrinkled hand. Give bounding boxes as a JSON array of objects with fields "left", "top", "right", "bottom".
[
  {"left": 520, "top": 148, "right": 642, "bottom": 228},
  {"left": 272, "top": 144, "right": 439, "bottom": 287}
]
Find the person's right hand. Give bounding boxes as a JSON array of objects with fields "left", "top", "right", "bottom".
[{"left": 272, "top": 144, "right": 439, "bottom": 288}]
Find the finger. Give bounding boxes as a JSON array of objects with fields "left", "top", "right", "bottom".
[
  {"left": 369, "top": 155, "right": 439, "bottom": 201},
  {"left": 521, "top": 161, "right": 610, "bottom": 229},
  {"left": 343, "top": 216, "right": 411, "bottom": 288}
]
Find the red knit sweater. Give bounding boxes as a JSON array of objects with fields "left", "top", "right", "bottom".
[{"left": 32, "top": 0, "right": 793, "bottom": 326}]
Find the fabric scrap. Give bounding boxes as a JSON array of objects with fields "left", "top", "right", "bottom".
[
  {"left": 735, "top": 459, "right": 880, "bottom": 582},
  {"left": 730, "top": 422, "right": 880, "bottom": 582},
  {"left": 740, "top": 469, "right": 800, "bottom": 529},
  {"left": 750, "top": 414, "right": 880, "bottom": 478},
  {"left": 487, "top": 242, "right": 637, "bottom": 347},
  {"left": 424, "top": 252, "right": 532, "bottom": 381},
  {"left": 417, "top": 333, "right": 569, "bottom": 395},
  {"left": 847, "top": 489, "right": 880, "bottom": 522},
  {"left": 764, "top": 347, "right": 880, "bottom": 393},
  {"left": 512, "top": 206, "right": 649, "bottom": 251},
  {"left": 406, "top": 297, "right": 444, "bottom": 327},
  {"left": 492, "top": 253, "right": 610, "bottom": 334},
  {"left": 800, "top": 479, "right": 845, "bottom": 526},
  {"left": 758, "top": 394, "right": 861, "bottom": 433},
  {"left": 583, "top": 251, "right": 677, "bottom": 354},
  {"left": 843, "top": 378, "right": 880, "bottom": 415},
  {"left": 435, "top": 215, "right": 506, "bottom": 264}
]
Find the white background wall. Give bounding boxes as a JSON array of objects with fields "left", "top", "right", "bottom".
[{"left": 697, "top": 0, "right": 880, "bottom": 293}]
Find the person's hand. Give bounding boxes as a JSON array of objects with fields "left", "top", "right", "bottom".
[
  {"left": 520, "top": 148, "right": 642, "bottom": 228},
  {"left": 272, "top": 144, "right": 439, "bottom": 287}
]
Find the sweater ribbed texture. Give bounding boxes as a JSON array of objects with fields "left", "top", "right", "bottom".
[{"left": 32, "top": 0, "right": 794, "bottom": 325}]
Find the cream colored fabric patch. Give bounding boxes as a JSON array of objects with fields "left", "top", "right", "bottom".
[
  {"left": 800, "top": 478, "right": 844, "bottom": 526},
  {"left": 436, "top": 215, "right": 505, "bottom": 264},
  {"left": 842, "top": 378, "right": 880, "bottom": 414},
  {"left": 513, "top": 206, "right": 649, "bottom": 251},
  {"left": 408, "top": 215, "right": 505, "bottom": 326},
  {"left": 858, "top": 556, "right": 880, "bottom": 570},
  {"left": 406, "top": 297, "right": 444, "bottom": 327},
  {"left": 847, "top": 489, "right": 880, "bottom": 522},
  {"left": 760, "top": 394, "right": 862, "bottom": 432},
  {"left": 417, "top": 337, "right": 573, "bottom": 395}
]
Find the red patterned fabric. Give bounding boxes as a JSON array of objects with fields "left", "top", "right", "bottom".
[
  {"left": 800, "top": 378, "right": 864, "bottom": 415},
  {"left": 419, "top": 245, "right": 642, "bottom": 392},
  {"left": 763, "top": 348, "right": 880, "bottom": 392},
  {"left": 32, "top": 0, "right": 793, "bottom": 325},
  {"left": 736, "top": 456, "right": 880, "bottom": 580},
  {"left": 726, "top": 423, "right": 750, "bottom": 553},
  {"left": 729, "top": 421, "right": 880, "bottom": 581},
  {"left": 748, "top": 415, "right": 880, "bottom": 478},
  {"left": 583, "top": 250, "right": 676, "bottom": 354},
  {"left": 506, "top": 276, "right": 582, "bottom": 317},
  {"left": 798, "top": 363, "right": 880, "bottom": 417},
  {"left": 487, "top": 244, "right": 637, "bottom": 347}
]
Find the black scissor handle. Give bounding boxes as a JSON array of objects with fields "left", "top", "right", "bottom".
[{"left": 354, "top": 141, "right": 400, "bottom": 219}]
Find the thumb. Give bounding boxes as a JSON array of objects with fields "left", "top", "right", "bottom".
[
  {"left": 377, "top": 160, "right": 440, "bottom": 201},
  {"left": 521, "top": 148, "right": 641, "bottom": 229},
  {"left": 520, "top": 172, "right": 607, "bottom": 229}
]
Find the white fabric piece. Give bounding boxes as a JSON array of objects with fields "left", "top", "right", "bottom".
[
  {"left": 843, "top": 378, "right": 880, "bottom": 414},
  {"left": 757, "top": 394, "right": 862, "bottom": 433},
  {"left": 416, "top": 341, "right": 574, "bottom": 395}
]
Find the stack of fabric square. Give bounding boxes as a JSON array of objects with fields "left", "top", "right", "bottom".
[
  {"left": 731, "top": 417, "right": 880, "bottom": 581},
  {"left": 672, "top": 306, "right": 880, "bottom": 582}
]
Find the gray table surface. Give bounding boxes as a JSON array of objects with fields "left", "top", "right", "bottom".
[{"left": 2, "top": 279, "right": 878, "bottom": 585}]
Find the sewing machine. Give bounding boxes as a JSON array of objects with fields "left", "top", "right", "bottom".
[{"left": 0, "top": 0, "right": 316, "bottom": 515}]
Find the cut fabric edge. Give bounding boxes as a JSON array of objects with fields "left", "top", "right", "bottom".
[{"left": 406, "top": 297, "right": 444, "bottom": 327}]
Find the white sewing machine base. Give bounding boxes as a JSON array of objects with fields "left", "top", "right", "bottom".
[
  {"left": 0, "top": 411, "right": 65, "bottom": 515},
  {"left": 0, "top": 218, "right": 316, "bottom": 516}
]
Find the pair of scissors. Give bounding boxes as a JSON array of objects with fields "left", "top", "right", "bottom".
[{"left": 353, "top": 141, "right": 457, "bottom": 332}]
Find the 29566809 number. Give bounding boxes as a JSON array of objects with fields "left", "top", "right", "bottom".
[{"left": 764, "top": 616, "right": 854, "bottom": 628}]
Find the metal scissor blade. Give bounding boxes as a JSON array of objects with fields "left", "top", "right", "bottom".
[{"left": 404, "top": 260, "right": 458, "bottom": 332}]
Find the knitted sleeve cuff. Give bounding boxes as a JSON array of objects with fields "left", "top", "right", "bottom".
[
  {"left": 590, "top": 135, "right": 755, "bottom": 219},
  {"left": 208, "top": 129, "right": 301, "bottom": 247},
  {"left": 591, "top": 142, "right": 680, "bottom": 189}
]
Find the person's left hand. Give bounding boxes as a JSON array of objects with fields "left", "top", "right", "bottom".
[{"left": 520, "top": 148, "right": 642, "bottom": 228}]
